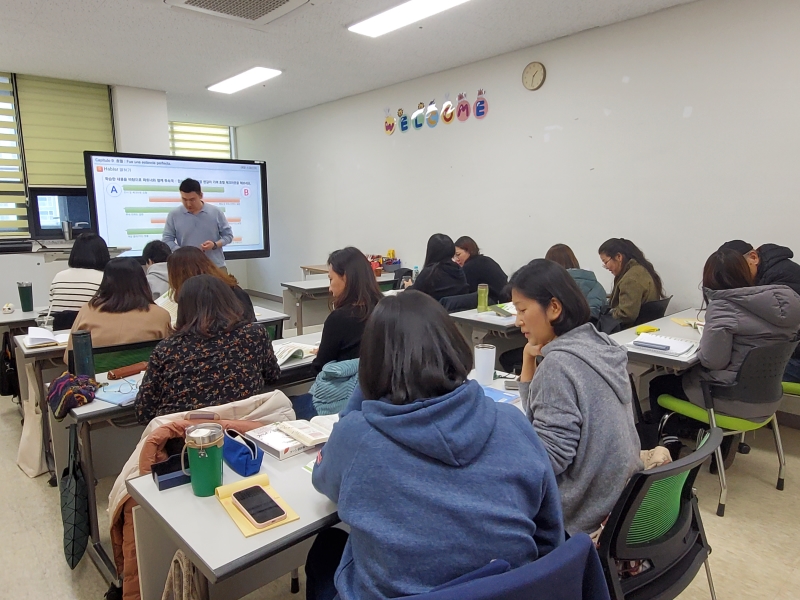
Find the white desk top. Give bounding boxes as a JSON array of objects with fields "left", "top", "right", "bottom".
[
  {"left": 127, "top": 447, "right": 337, "bottom": 582},
  {"left": 252, "top": 306, "right": 289, "bottom": 324},
  {"left": 281, "top": 273, "right": 395, "bottom": 292},
  {"left": 450, "top": 309, "right": 519, "bottom": 333},
  {"left": 610, "top": 308, "right": 704, "bottom": 370},
  {"left": 0, "top": 306, "right": 48, "bottom": 327}
]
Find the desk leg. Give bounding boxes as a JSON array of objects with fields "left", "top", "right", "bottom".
[
  {"left": 471, "top": 327, "right": 489, "bottom": 346},
  {"left": 34, "top": 359, "right": 56, "bottom": 484},
  {"left": 302, "top": 268, "right": 309, "bottom": 281},
  {"left": 296, "top": 293, "right": 305, "bottom": 336},
  {"left": 275, "top": 319, "right": 284, "bottom": 341},
  {"left": 134, "top": 506, "right": 179, "bottom": 600},
  {"left": 79, "top": 421, "right": 119, "bottom": 585}
]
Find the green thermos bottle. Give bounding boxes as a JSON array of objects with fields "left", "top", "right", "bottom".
[{"left": 181, "top": 423, "right": 224, "bottom": 497}]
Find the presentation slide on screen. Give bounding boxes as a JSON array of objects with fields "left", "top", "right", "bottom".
[{"left": 89, "top": 156, "right": 265, "bottom": 255}]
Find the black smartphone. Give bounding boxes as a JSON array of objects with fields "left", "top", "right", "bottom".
[{"left": 232, "top": 486, "right": 287, "bottom": 529}]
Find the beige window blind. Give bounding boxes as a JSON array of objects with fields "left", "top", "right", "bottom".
[
  {"left": 0, "top": 73, "right": 28, "bottom": 237},
  {"left": 16, "top": 75, "right": 114, "bottom": 186},
  {"left": 169, "top": 122, "right": 232, "bottom": 159}
]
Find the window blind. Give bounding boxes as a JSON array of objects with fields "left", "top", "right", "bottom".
[
  {"left": 169, "top": 122, "right": 232, "bottom": 159},
  {"left": 16, "top": 75, "right": 114, "bottom": 186},
  {"left": 0, "top": 73, "right": 28, "bottom": 237}
]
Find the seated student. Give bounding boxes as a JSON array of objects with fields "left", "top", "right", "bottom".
[
  {"left": 142, "top": 240, "right": 171, "bottom": 299},
  {"left": 598, "top": 238, "right": 663, "bottom": 325},
  {"left": 720, "top": 240, "right": 800, "bottom": 383},
  {"left": 453, "top": 236, "right": 508, "bottom": 301},
  {"left": 49, "top": 233, "right": 110, "bottom": 312},
  {"left": 648, "top": 249, "right": 800, "bottom": 456},
  {"left": 292, "top": 247, "right": 384, "bottom": 420},
  {"left": 306, "top": 290, "right": 563, "bottom": 600},
  {"left": 65, "top": 257, "right": 171, "bottom": 361},
  {"left": 134, "top": 275, "right": 280, "bottom": 423},
  {"left": 511, "top": 259, "right": 641, "bottom": 535},
  {"left": 545, "top": 244, "right": 606, "bottom": 319},
  {"left": 403, "top": 233, "right": 469, "bottom": 301},
  {"left": 167, "top": 246, "right": 255, "bottom": 322}
]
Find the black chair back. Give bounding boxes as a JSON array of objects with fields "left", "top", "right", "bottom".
[
  {"left": 707, "top": 340, "right": 799, "bottom": 405},
  {"left": 393, "top": 268, "right": 413, "bottom": 290},
  {"left": 598, "top": 428, "right": 723, "bottom": 600},
  {"left": 632, "top": 296, "right": 672, "bottom": 326},
  {"left": 440, "top": 293, "right": 478, "bottom": 313},
  {"left": 68, "top": 339, "right": 162, "bottom": 375},
  {"left": 53, "top": 311, "right": 79, "bottom": 331}
]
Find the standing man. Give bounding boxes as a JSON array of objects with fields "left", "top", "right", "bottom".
[{"left": 162, "top": 178, "right": 233, "bottom": 271}]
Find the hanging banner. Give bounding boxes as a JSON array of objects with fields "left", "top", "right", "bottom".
[{"left": 383, "top": 89, "right": 487, "bottom": 136}]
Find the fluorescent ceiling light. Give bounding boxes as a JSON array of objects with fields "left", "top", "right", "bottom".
[
  {"left": 349, "top": 0, "right": 472, "bottom": 38},
  {"left": 208, "top": 67, "right": 281, "bottom": 94}
]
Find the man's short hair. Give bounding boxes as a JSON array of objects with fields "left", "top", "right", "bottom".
[
  {"left": 719, "top": 240, "right": 754, "bottom": 254},
  {"left": 179, "top": 178, "right": 202, "bottom": 195},
  {"left": 142, "top": 240, "right": 172, "bottom": 264}
]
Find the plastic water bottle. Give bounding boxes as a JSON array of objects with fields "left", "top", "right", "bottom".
[{"left": 413, "top": 266, "right": 419, "bottom": 282}]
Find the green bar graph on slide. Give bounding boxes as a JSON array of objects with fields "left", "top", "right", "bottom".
[
  {"left": 127, "top": 228, "right": 165, "bottom": 235},
  {"left": 122, "top": 185, "right": 225, "bottom": 193},
  {"left": 124, "top": 207, "right": 225, "bottom": 214}
]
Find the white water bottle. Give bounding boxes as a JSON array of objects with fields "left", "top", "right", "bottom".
[{"left": 413, "top": 266, "right": 419, "bottom": 281}]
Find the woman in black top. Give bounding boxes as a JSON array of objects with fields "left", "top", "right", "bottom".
[
  {"left": 454, "top": 236, "right": 508, "bottom": 302},
  {"left": 404, "top": 234, "right": 469, "bottom": 301},
  {"left": 292, "top": 247, "right": 383, "bottom": 419}
]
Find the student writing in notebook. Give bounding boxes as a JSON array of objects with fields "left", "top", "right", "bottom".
[
  {"left": 291, "top": 247, "right": 383, "bottom": 419},
  {"left": 647, "top": 249, "right": 800, "bottom": 460},
  {"left": 511, "top": 259, "right": 641, "bottom": 535},
  {"left": 306, "top": 291, "right": 563, "bottom": 600},
  {"left": 598, "top": 238, "right": 664, "bottom": 326}
]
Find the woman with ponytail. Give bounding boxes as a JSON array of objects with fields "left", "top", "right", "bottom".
[{"left": 598, "top": 238, "right": 664, "bottom": 325}]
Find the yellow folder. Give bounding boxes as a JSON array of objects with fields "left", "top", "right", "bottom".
[{"left": 215, "top": 473, "right": 299, "bottom": 538}]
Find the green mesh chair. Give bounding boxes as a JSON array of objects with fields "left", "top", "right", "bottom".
[
  {"left": 68, "top": 339, "right": 162, "bottom": 375},
  {"left": 598, "top": 428, "right": 722, "bottom": 600},
  {"left": 783, "top": 381, "right": 800, "bottom": 397},
  {"left": 656, "top": 340, "right": 799, "bottom": 517}
]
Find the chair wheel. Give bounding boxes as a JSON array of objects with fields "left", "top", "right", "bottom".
[
  {"left": 778, "top": 478, "right": 785, "bottom": 491},
  {"left": 738, "top": 443, "right": 751, "bottom": 454},
  {"left": 716, "top": 503, "right": 725, "bottom": 517}
]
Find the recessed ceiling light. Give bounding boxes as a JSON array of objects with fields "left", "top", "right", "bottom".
[
  {"left": 348, "top": 0, "right": 472, "bottom": 38},
  {"left": 208, "top": 67, "right": 282, "bottom": 94}
]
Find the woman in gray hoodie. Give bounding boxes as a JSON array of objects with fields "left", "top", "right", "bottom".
[
  {"left": 650, "top": 249, "right": 800, "bottom": 422},
  {"left": 511, "top": 259, "right": 642, "bottom": 535}
]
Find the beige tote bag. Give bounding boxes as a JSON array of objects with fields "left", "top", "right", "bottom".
[{"left": 16, "top": 362, "right": 47, "bottom": 477}]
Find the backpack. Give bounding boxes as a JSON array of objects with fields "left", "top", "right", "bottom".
[{"left": 0, "top": 331, "right": 20, "bottom": 397}]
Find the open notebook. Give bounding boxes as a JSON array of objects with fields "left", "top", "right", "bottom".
[
  {"left": 273, "top": 341, "right": 317, "bottom": 366},
  {"left": 154, "top": 292, "right": 178, "bottom": 326},
  {"left": 628, "top": 333, "right": 696, "bottom": 356},
  {"left": 24, "top": 327, "right": 69, "bottom": 348}
]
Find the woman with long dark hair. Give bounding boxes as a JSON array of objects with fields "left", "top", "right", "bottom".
[
  {"left": 49, "top": 233, "right": 111, "bottom": 312},
  {"left": 65, "top": 257, "right": 171, "bottom": 360},
  {"left": 404, "top": 233, "right": 469, "bottom": 301},
  {"left": 292, "top": 247, "right": 383, "bottom": 418},
  {"left": 167, "top": 246, "right": 255, "bottom": 322},
  {"left": 598, "top": 238, "right": 663, "bottom": 325},
  {"left": 648, "top": 249, "right": 800, "bottom": 457},
  {"left": 453, "top": 235, "right": 508, "bottom": 301},
  {"left": 511, "top": 259, "right": 641, "bottom": 535},
  {"left": 134, "top": 275, "right": 279, "bottom": 423},
  {"left": 305, "top": 291, "right": 563, "bottom": 600}
]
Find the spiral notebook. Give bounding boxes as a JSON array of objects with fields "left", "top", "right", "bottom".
[{"left": 628, "top": 333, "right": 696, "bottom": 356}]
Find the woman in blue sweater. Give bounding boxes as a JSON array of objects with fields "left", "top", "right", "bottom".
[{"left": 307, "top": 291, "right": 564, "bottom": 600}]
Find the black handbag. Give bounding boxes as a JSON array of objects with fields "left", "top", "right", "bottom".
[
  {"left": 59, "top": 424, "right": 90, "bottom": 569},
  {"left": 0, "top": 331, "right": 20, "bottom": 398}
]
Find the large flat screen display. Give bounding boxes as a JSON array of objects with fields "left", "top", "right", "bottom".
[{"left": 84, "top": 152, "right": 269, "bottom": 259}]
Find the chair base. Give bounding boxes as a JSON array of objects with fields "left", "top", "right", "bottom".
[
  {"left": 716, "top": 503, "right": 725, "bottom": 517},
  {"left": 778, "top": 478, "right": 785, "bottom": 491}
]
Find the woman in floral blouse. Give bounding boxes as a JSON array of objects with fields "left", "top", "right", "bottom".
[{"left": 134, "top": 274, "right": 280, "bottom": 423}]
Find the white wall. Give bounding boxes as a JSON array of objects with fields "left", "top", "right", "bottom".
[
  {"left": 236, "top": 0, "right": 800, "bottom": 311},
  {"left": 111, "top": 86, "right": 170, "bottom": 155}
]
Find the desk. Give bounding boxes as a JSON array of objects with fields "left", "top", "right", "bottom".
[
  {"left": 252, "top": 306, "right": 290, "bottom": 340},
  {"left": 64, "top": 332, "right": 323, "bottom": 586},
  {"left": 282, "top": 274, "right": 395, "bottom": 334},
  {"left": 450, "top": 309, "right": 521, "bottom": 346},
  {"left": 0, "top": 306, "right": 48, "bottom": 329},
  {"left": 128, "top": 449, "right": 337, "bottom": 600},
  {"left": 610, "top": 308, "right": 703, "bottom": 373},
  {"left": 299, "top": 264, "right": 328, "bottom": 280}
]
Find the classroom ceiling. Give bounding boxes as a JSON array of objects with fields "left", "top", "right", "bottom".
[{"left": 0, "top": 0, "right": 695, "bottom": 127}]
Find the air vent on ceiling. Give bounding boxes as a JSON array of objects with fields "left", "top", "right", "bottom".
[{"left": 164, "top": 0, "right": 308, "bottom": 30}]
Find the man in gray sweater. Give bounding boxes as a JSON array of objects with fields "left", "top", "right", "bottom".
[{"left": 520, "top": 324, "right": 642, "bottom": 534}]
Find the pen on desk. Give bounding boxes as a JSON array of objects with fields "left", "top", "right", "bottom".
[{"left": 633, "top": 340, "right": 671, "bottom": 351}]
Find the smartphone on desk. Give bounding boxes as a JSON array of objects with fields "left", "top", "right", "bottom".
[
  {"left": 504, "top": 379, "right": 520, "bottom": 390},
  {"left": 232, "top": 486, "right": 287, "bottom": 529}
]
